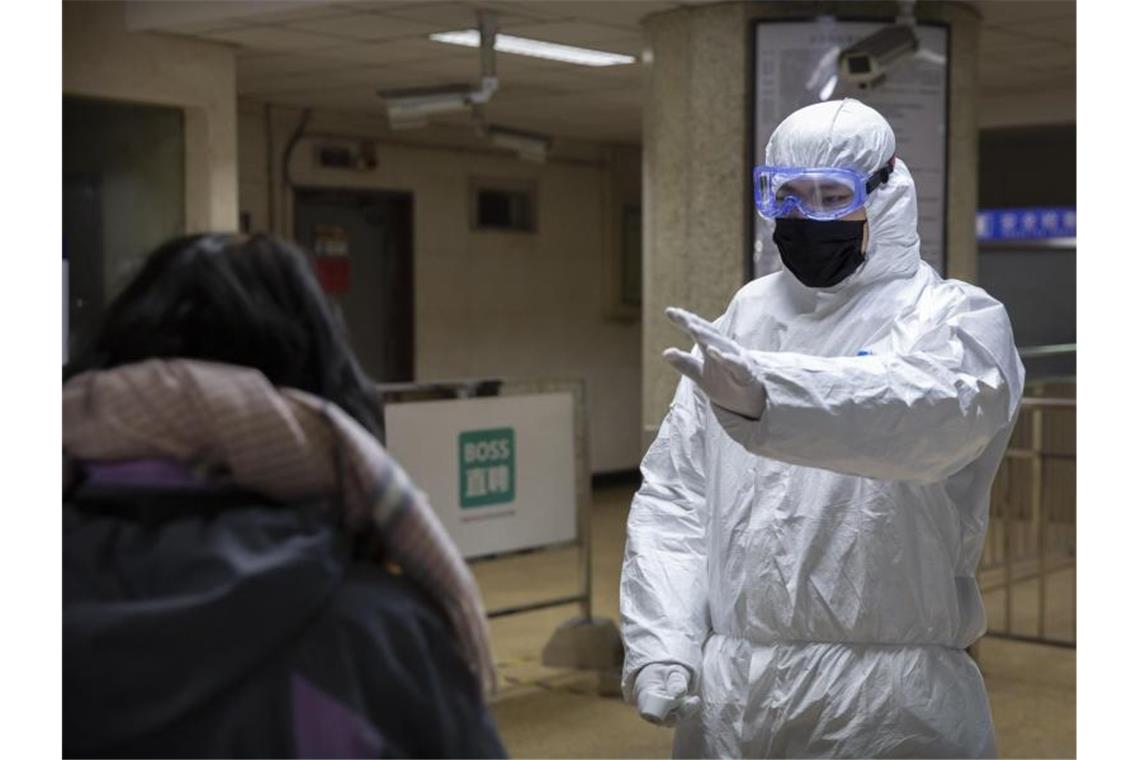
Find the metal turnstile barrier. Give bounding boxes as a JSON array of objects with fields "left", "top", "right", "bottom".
[{"left": 979, "top": 378, "right": 1076, "bottom": 649}]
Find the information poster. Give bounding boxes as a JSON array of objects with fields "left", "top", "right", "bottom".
[
  {"left": 753, "top": 20, "right": 949, "bottom": 277},
  {"left": 384, "top": 393, "right": 577, "bottom": 559}
]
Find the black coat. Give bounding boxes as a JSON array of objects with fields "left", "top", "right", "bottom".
[{"left": 63, "top": 486, "right": 506, "bottom": 758}]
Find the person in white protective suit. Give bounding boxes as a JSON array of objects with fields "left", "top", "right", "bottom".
[{"left": 620, "top": 98, "right": 1025, "bottom": 759}]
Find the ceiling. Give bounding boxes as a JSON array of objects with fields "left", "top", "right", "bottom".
[
  {"left": 974, "top": 0, "right": 1075, "bottom": 96},
  {"left": 131, "top": 0, "right": 1076, "bottom": 143}
]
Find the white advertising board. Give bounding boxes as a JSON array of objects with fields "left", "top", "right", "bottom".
[
  {"left": 384, "top": 393, "right": 577, "bottom": 559},
  {"left": 752, "top": 19, "right": 949, "bottom": 278}
]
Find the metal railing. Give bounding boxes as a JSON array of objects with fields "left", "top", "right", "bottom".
[
  {"left": 1017, "top": 343, "right": 1077, "bottom": 360},
  {"left": 979, "top": 375, "right": 1076, "bottom": 648}
]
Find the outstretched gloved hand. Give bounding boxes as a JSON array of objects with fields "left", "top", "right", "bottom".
[
  {"left": 662, "top": 307, "right": 768, "bottom": 420},
  {"left": 633, "top": 663, "right": 701, "bottom": 727}
]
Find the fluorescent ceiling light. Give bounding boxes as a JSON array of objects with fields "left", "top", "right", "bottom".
[
  {"left": 430, "top": 30, "right": 635, "bottom": 67},
  {"left": 488, "top": 125, "right": 550, "bottom": 162}
]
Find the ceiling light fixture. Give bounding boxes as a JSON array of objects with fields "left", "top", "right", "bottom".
[
  {"left": 430, "top": 30, "right": 635, "bottom": 67},
  {"left": 487, "top": 125, "right": 551, "bottom": 163}
]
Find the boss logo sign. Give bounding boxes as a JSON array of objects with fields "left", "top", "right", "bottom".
[{"left": 458, "top": 428, "right": 515, "bottom": 508}]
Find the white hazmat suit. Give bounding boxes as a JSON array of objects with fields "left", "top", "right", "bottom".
[{"left": 621, "top": 99, "right": 1025, "bottom": 758}]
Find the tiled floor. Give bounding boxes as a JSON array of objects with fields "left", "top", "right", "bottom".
[{"left": 477, "top": 485, "right": 1076, "bottom": 758}]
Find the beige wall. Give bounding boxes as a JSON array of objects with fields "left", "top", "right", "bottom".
[
  {"left": 63, "top": 0, "right": 238, "bottom": 233},
  {"left": 979, "top": 88, "right": 1075, "bottom": 129},
  {"left": 238, "top": 103, "right": 643, "bottom": 473}
]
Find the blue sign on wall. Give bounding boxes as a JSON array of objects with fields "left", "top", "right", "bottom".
[{"left": 976, "top": 207, "right": 1076, "bottom": 241}]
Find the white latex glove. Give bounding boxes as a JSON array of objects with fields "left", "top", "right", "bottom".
[
  {"left": 633, "top": 663, "right": 701, "bottom": 727},
  {"left": 662, "top": 307, "right": 768, "bottom": 420}
]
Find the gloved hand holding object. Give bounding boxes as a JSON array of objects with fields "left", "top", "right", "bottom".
[
  {"left": 633, "top": 663, "right": 701, "bottom": 727},
  {"left": 662, "top": 306, "right": 768, "bottom": 420}
]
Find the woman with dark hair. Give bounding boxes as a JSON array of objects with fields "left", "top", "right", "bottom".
[
  {"left": 63, "top": 234, "right": 505, "bottom": 758},
  {"left": 65, "top": 233, "right": 382, "bottom": 437}
]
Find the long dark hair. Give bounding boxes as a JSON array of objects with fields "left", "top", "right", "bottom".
[{"left": 66, "top": 233, "right": 382, "bottom": 438}]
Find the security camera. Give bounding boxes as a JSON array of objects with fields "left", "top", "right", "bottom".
[
  {"left": 382, "top": 86, "right": 468, "bottom": 130},
  {"left": 837, "top": 24, "right": 919, "bottom": 89},
  {"left": 379, "top": 78, "right": 499, "bottom": 130},
  {"left": 379, "top": 8, "right": 500, "bottom": 130}
]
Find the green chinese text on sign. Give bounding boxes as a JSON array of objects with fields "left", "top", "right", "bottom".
[{"left": 458, "top": 428, "right": 516, "bottom": 508}]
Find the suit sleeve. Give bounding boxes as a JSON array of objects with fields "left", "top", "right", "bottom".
[
  {"left": 620, "top": 372, "right": 711, "bottom": 700},
  {"left": 714, "top": 288, "right": 1025, "bottom": 483}
]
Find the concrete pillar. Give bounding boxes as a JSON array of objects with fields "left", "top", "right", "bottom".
[{"left": 640, "top": 1, "right": 981, "bottom": 445}]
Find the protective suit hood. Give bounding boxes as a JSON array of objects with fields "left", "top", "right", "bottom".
[{"left": 765, "top": 99, "right": 921, "bottom": 291}]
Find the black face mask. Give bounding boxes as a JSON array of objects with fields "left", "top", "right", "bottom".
[{"left": 773, "top": 218, "right": 867, "bottom": 288}]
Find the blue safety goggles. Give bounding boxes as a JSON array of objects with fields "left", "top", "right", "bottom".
[{"left": 754, "top": 159, "right": 895, "bottom": 221}]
